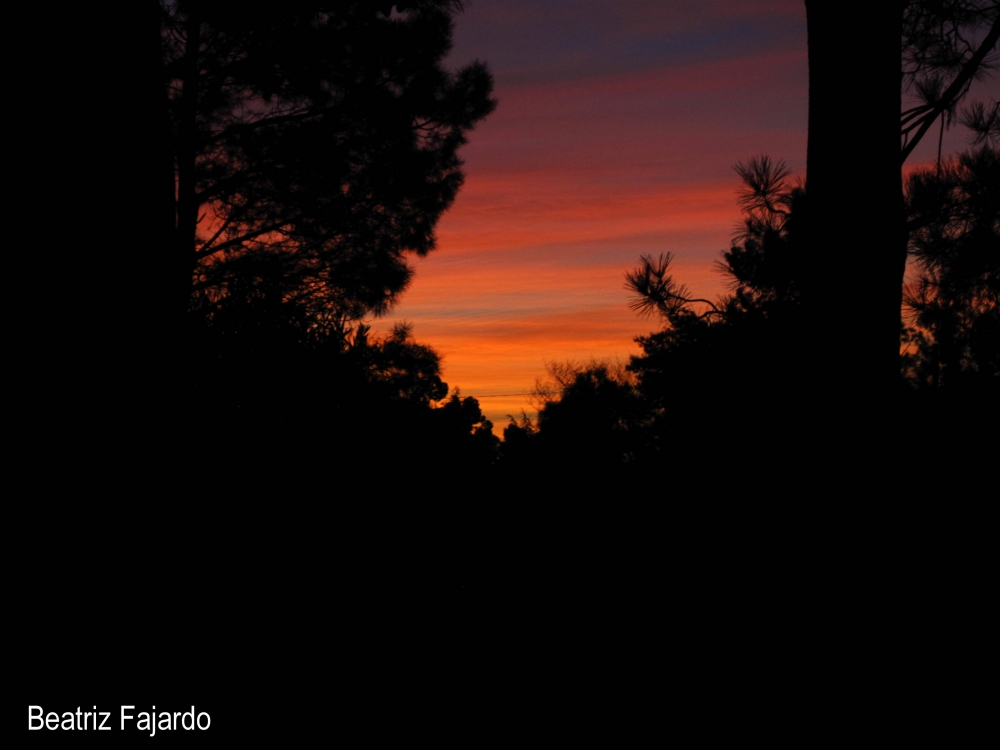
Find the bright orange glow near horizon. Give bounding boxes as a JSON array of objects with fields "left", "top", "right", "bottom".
[
  {"left": 380, "top": 178, "right": 742, "bottom": 433},
  {"left": 370, "top": 0, "right": 983, "bottom": 435}
]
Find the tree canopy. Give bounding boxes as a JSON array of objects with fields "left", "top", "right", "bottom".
[
  {"left": 901, "top": 0, "right": 1000, "bottom": 165},
  {"left": 624, "top": 157, "right": 808, "bottom": 442},
  {"left": 780, "top": 1, "right": 999, "bottom": 444},
  {"left": 159, "top": 1, "right": 496, "bottom": 328},
  {"left": 904, "top": 144, "right": 999, "bottom": 389}
]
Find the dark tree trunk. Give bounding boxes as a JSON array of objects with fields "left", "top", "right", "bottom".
[
  {"left": 175, "top": 7, "right": 202, "bottom": 318},
  {"left": 134, "top": 1, "right": 184, "bottom": 343},
  {"left": 803, "top": 3, "right": 904, "bottom": 439},
  {"left": 151, "top": 0, "right": 181, "bottom": 326}
]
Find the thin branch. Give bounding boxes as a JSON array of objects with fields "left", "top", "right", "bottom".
[
  {"left": 685, "top": 297, "right": 723, "bottom": 312},
  {"left": 901, "top": 103, "right": 934, "bottom": 126},
  {"left": 198, "top": 213, "right": 236, "bottom": 253},
  {"left": 901, "top": 16, "right": 1000, "bottom": 164},
  {"left": 194, "top": 162, "right": 267, "bottom": 203},
  {"left": 194, "top": 221, "right": 292, "bottom": 259},
  {"left": 696, "top": 309, "right": 726, "bottom": 320},
  {"left": 205, "top": 106, "right": 332, "bottom": 144}
]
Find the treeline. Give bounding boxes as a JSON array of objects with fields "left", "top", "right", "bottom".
[
  {"left": 502, "top": 144, "right": 998, "bottom": 478},
  {"left": 189, "top": 142, "right": 996, "bottom": 483},
  {"left": 30, "top": 2, "right": 995, "bottom": 485},
  {"left": 124, "top": 1, "right": 996, "bottom": 485}
]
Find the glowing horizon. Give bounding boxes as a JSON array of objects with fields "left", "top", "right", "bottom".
[{"left": 371, "top": 1, "right": 983, "bottom": 435}]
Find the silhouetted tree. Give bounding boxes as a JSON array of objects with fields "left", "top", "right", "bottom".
[
  {"left": 500, "top": 411, "right": 538, "bottom": 465},
  {"left": 433, "top": 391, "right": 500, "bottom": 465},
  {"left": 525, "top": 360, "right": 647, "bottom": 469},
  {"left": 627, "top": 156, "right": 805, "bottom": 325},
  {"left": 901, "top": 2, "right": 1000, "bottom": 166},
  {"left": 188, "top": 288, "right": 505, "bottom": 478},
  {"left": 802, "top": 2, "right": 902, "bottom": 413},
  {"left": 189, "top": 302, "right": 443, "bottom": 420},
  {"left": 903, "top": 145, "right": 999, "bottom": 390},
  {"left": 351, "top": 322, "right": 449, "bottom": 404},
  {"left": 626, "top": 157, "right": 808, "bottom": 447},
  {"left": 157, "top": 1, "right": 495, "bottom": 331},
  {"left": 802, "top": 1, "right": 998, "bottom": 424},
  {"left": 135, "top": 1, "right": 500, "bottom": 462}
]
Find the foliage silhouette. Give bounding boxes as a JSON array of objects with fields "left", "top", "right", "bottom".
[
  {"left": 802, "top": 1, "right": 997, "bottom": 423},
  {"left": 496, "top": 359, "right": 649, "bottom": 473},
  {"left": 187, "top": 291, "right": 500, "bottom": 478},
  {"left": 496, "top": 159, "right": 816, "bottom": 472},
  {"left": 500, "top": 411, "right": 538, "bottom": 463},
  {"left": 433, "top": 390, "right": 501, "bottom": 466},
  {"left": 351, "top": 322, "right": 449, "bottom": 404},
  {"left": 901, "top": 1, "right": 1000, "bottom": 165},
  {"left": 158, "top": 0, "right": 496, "bottom": 330},
  {"left": 135, "top": 1, "right": 505, "bottom": 480},
  {"left": 624, "top": 158, "right": 808, "bottom": 452},
  {"left": 627, "top": 156, "right": 805, "bottom": 328},
  {"left": 903, "top": 145, "right": 999, "bottom": 390}
]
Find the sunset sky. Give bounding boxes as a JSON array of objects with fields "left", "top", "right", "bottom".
[{"left": 372, "top": 0, "right": 975, "bottom": 434}]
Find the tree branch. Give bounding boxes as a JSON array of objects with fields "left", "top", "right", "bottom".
[
  {"left": 206, "top": 106, "right": 332, "bottom": 144},
  {"left": 194, "top": 221, "right": 293, "bottom": 259},
  {"left": 684, "top": 297, "right": 722, "bottom": 312},
  {"left": 901, "top": 16, "right": 1000, "bottom": 164}
]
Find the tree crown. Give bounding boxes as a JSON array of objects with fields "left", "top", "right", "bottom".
[{"left": 164, "top": 1, "right": 496, "bottom": 326}]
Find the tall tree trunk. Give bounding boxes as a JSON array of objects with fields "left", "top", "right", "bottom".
[
  {"left": 176, "top": 7, "right": 202, "bottom": 316},
  {"left": 803, "top": 3, "right": 904, "bottom": 439},
  {"left": 146, "top": 0, "right": 181, "bottom": 332}
]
